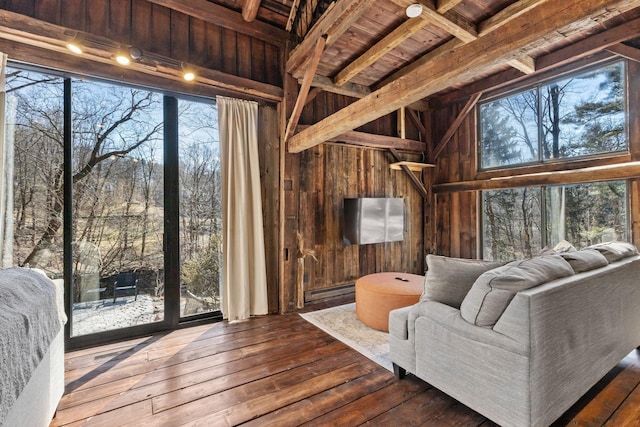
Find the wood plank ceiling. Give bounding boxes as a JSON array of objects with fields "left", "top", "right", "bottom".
[{"left": 203, "top": 0, "right": 640, "bottom": 154}]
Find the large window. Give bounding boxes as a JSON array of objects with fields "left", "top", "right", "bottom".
[
  {"left": 482, "top": 181, "right": 628, "bottom": 262},
  {"left": 479, "top": 61, "right": 627, "bottom": 169},
  {"left": 3, "top": 64, "right": 223, "bottom": 345}
]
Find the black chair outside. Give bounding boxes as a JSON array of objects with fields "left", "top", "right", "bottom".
[{"left": 113, "top": 272, "right": 139, "bottom": 303}]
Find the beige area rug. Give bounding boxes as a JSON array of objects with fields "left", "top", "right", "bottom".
[{"left": 299, "top": 303, "right": 392, "bottom": 372}]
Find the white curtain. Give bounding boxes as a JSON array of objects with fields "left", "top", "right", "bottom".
[
  {"left": 218, "top": 96, "right": 268, "bottom": 320},
  {"left": 0, "top": 52, "right": 14, "bottom": 268}
]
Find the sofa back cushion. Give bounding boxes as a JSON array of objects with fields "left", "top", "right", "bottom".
[
  {"left": 560, "top": 249, "right": 608, "bottom": 273},
  {"left": 422, "top": 255, "right": 503, "bottom": 309},
  {"left": 587, "top": 241, "right": 639, "bottom": 263},
  {"left": 460, "top": 254, "right": 575, "bottom": 327}
]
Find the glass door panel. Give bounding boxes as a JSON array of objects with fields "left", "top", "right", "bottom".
[
  {"left": 4, "top": 68, "right": 65, "bottom": 277},
  {"left": 178, "top": 99, "right": 222, "bottom": 317},
  {"left": 70, "top": 79, "right": 165, "bottom": 336}
]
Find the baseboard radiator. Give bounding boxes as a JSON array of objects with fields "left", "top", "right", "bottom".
[{"left": 304, "top": 283, "right": 355, "bottom": 303}]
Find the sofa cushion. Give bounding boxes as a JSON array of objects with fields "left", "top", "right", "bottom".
[
  {"left": 560, "top": 249, "right": 609, "bottom": 273},
  {"left": 421, "top": 255, "right": 503, "bottom": 309},
  {"left": 587, "top": 241, "right": 639, "bottom": 263},
  {"left": 460, "top": 254, "right": 575, "bottom": 327}
]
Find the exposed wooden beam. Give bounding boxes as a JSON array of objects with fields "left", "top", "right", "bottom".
[
  {"left": 380, "top": 0, "right": 551, "bottom": 88},
  {"left": 607, "top": 43, "right": 640, "bottom": 63},
  {"left": 397, "top": 107, "right": 406, "bottom": 139},
  {"left": 284, "top": 36, "right": 326, "bottom": 143},
  {"left": 287, "top": 0, "right": 376, "bottom": 78},
  {"left": 432, "top": 92, "right": 482, "bottom": 159},
  {"left": 437, "top": 0, "right": 464, "bottom": 14},
  {"left": 435, "top": 17, "right": 640, "bottom": 105},
  {"left": 309, "top": 74, "right": 372, "bottom": 97},
  {"left": 389, "top": 148, "right": 429, "bottom": 199},
  {"left": 333, "top": 16, "right": 431, "bottom": 86},
  {"left": 412, "top": 0, "right": 477, "bottom": 43},
  {"left": 0, "top": 10, "right": 283, "bottom": 102},
  {"left": 406, "top": 109, "right": 428, "bottom": 137},
  {"left": 304, "top": 87, "right": 323, "bottom": 105},
  {"left": 508, "top": 55, "right": 536, "bottom": 74},
  {"left": 297, "top": 126, "right": 426, "bottom": 152},
  {"left": 146, "top": 0, "right": 287, "bottom": 45},
  {"left": 242, "top": 0, "right": 261, "bottom": 22},
  {"left": 286, "top": 0, "right": 302, "bottom": 32},
  {"left": 309, "top": 75, "right": 430, "bottom": 111},
  {"left": 478, "top": 0, "right": 553, "bottom": 36},
  {"left": 288, "top": 0, "right": 637, "bottom": 153},
  {"left": 434, "top": 162, "right": 640, "bottom": 193}
]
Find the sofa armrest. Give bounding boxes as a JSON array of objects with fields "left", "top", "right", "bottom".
[
  {"left": 415, "top": 300, "right": 528, "bottom": 356},
  {"left": 389, "top": 306, "right": 412, "bottom": 339}
]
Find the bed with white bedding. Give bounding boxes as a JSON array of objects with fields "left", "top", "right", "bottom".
[{"left": 0, "top": 268, "right": 66, "bottom": 427}]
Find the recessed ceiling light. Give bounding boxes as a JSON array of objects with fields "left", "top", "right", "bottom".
[
  {"left": 183, "top": 71, "right": 196, "bottom": 82},
  {"left": 406, "top": 3, "right": 423, "bottom": 18},
  {"left": 66, "top": 42, "right": 83, "bottom": 55},
  {"left": 115, "top": 54, "right": 131, "bottom": 65}
]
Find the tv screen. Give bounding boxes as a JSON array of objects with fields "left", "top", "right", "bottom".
[{"left": 343, "top": 198, "right": 404, "bottom": 245}]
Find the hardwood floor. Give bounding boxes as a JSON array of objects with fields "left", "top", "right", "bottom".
[{"left": 53, "top": 298, "right": 640, "bottom": 426}]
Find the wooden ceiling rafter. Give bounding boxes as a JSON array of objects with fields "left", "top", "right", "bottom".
[
  {"left": 307, "top": 74, "right": 430, "bottom": 111},
  {"left": 284, "top": 36, "right": 327, "bottom": 143},
  {"left": 242, "top": 0, "right": 262, "bottom": 22},
  {"left": 332, "top": 16, "right": 431, "bottom": 87},
  {"left": 296, "top": 125, "right": 426, "bottom": 152},
  {"left": 287, "top": 0, "right": 637, "bottom": 153},
  {"left": 286, "top": 0, "right": 303, "bottom": 31},
  {"left": 437, "top": 0, "right": 464, "bottom": 14},
  {"left": 434, "top": 17, "right": 640, "bottom": 106},
  {"left": 145, "top": 0, "right": 288, "bottom": 45},
  {"left": 377, "top": 0, "right": 550, "bottom": 89},
  {"left": 287, "top": 0, "right": 376, "bottom": 78},
  {"left": 606, "top": 43, "right": 640, "bottom": 62}
]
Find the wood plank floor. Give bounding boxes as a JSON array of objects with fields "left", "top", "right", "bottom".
[{"left": 52, "top": 298, "right": 640, "bottom": 426}]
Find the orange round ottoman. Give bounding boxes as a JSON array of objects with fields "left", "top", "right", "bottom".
[{"left": 355, "top": 272, "right": 424, "bottom": 332}]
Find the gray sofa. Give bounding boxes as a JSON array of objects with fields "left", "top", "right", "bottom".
[{"left": 389, "top": 242, "right": 640, "bottom": 427}]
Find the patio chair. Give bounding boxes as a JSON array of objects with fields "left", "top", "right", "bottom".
[{"left": 113, "top": 271, "right": 139, "bottom": 303}]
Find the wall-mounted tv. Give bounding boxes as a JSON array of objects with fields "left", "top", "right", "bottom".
[{"left": 343, "top": 197, "right": 404, "bottom": 245}]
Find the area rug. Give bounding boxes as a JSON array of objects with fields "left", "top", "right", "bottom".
[{"left": 299, "top": 303, "right": 392, "bottom": 372}]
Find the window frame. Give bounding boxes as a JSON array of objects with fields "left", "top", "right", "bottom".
[
  {"left": 477, "top": 59, "right": 629, "bottom": 172},
  {"left": 479, "top": 179, "right": 631, "bottom": 261}
]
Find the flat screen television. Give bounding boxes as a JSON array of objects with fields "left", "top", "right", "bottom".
[{"left": 343, "top": 197, "right": 404, "bottom": 245}]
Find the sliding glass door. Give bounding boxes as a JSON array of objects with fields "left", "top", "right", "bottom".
[
  {"left": 69, "top": 79, "right": 165, "bottom": 337},
  {"left": 178, "top": 99, "right": 222, "bottom": 318},
  {"left": 4, "top": 64, "right": 223, "bottom": 347}
]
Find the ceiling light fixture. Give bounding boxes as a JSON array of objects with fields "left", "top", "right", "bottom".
[
  {"left": 405, "top": 3, "right": 423, "bottom": 18},
  {"left": 66, "top": 42, "right": 83, "bottom": 55},
  {"left": 115, "top": 53, "right": 131, "bottom": 65},
  {"left": 181, "top": 63, "right": 196, "bottom": 82},
  {"left": 128, "top": 46, "right": 143, "bottom": 61}
]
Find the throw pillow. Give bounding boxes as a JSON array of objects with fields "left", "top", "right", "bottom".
[
  {"left": 421, "top": 255, "right": 503, "bottom": 309},
  {"left": 587, "top": 241, "right": 639, "bottom": 263},
  {"left": 560, "top": 249, "right": 608, "bottom": 273},
  {"left": 460, "top": 254, "right": 575, "bottom": 327}
]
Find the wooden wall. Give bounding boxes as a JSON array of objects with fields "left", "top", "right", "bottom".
[
  {"left": 279, "top": 91, "right": 426, "bottom": 312},
  {"left": 0, "top": 0, "right": 282, "bottom": 88},
  {"left": 431, "top": 58, "right": 640, "bottom": 258}
]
